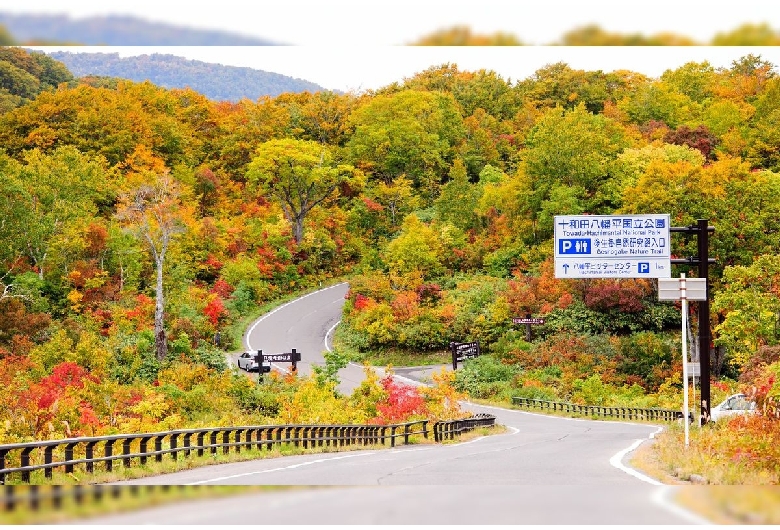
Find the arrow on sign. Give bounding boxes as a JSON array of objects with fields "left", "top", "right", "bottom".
[{"left": 563, "top": 264, "right": 570, "bottom": 274}]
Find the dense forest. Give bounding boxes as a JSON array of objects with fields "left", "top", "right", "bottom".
[{"left": 1, "top": 47, "right": 780, "bottom": 455}]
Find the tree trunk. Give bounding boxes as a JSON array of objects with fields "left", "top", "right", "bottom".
[
  {"left": 293, "top": 215, "right": 305, "bottom": 244},
  {"left": 154, "top": 252, "right": 167, "bottom": 361}
]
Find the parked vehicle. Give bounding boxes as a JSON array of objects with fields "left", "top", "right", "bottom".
[
  {"left": 237, "top": 351, "right": 257, "bottom": 371},
  {"left": 710, "top": 393, "right": 757, "bottom": 422},
  {"left": 237, "top": 351, "right": 272, "bottom": 373}
]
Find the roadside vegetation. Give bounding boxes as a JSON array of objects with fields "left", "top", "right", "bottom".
[{"left": 1, "top": 46, "right": 780, "bottom": 508}]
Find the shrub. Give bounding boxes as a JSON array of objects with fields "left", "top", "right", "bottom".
[{"left": 453, "top": 355, "right": 522, "bottom": 398}]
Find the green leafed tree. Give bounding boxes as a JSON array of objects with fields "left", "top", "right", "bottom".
[
  {"left": 247, "top": 138, "right": 364, "bottom": 244},
  {"left": 521, "top": 103, "right": 632, "bottom": 215},
  {"left": 346, "top": 89, "right": 464, "bottom": 200},
  {"left": 6, "top": 146, "right": 116, "bottom": 281},
  {"left": 713, "top": 254, "right": 780, "bottom": 372}
]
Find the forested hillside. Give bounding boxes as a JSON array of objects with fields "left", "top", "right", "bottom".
[
  {"left": 0, "top": 12, "right": 277, "bottom": 45},
  {"left": 1, "top": 47, "right": 780, "bottom": 473},
  {"left": 45, "top": 51, "right": 328, "bottom": 101}
]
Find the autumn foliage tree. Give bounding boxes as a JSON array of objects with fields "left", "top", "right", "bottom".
[
  {"left": 115, "top": 173, "right": 189, "bottom": 361},
  {"left": 247, "top": 138, "right": 364, "bottom": 244}
]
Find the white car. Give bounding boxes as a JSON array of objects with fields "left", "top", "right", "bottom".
[
  {"left": 237, "top": 351, "right": 258, "bottom": 371},
  {"left": 710, "top": 393, "right": 757, "bottom": 422},
  {"left": 237, "top": 351, "right": 271, "bottom": 373}
]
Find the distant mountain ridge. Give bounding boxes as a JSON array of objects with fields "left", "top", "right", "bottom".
[
  {"left": 0, "top": 12, "right": 278, "bottom": 45},
  {"left": 44, "top": 51, "right": 329, "bottom": 102}
]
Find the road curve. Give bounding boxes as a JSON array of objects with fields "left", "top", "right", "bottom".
[
  {"left": 76, "top": 283, "right": 712, "bottom": 525},
  {"left": 242, "top": 282, "right": 349, "bottom": 383}
]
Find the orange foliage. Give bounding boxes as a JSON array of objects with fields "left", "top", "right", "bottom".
[
  {"left": 505, "top": 258, "right": 574, "bottom": 315},
  {"left": 390, "top": 291, "right": 420, "bottom": 321}
]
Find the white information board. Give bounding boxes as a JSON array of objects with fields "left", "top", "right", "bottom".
[{"left": 554, "top": 214, "right": 671, "bottom": 278}]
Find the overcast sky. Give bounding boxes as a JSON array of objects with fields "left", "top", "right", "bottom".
[
  {"left": 13, "top": 1, "right": 780, "bottom": 92},
  {"left": 6, "top": 0, "right": 780, "bottom": 46}
]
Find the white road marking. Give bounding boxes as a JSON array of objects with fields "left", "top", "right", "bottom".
[
  {"left": 244, "top": 282, "right": 348, "bottom": 351},
  {"left": 187, "top": 451, "right": 377, "bottom": 485}
]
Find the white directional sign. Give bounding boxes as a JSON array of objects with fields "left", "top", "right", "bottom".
[{"left": 554, "top": 214, "right": 671, "bottom": 278}]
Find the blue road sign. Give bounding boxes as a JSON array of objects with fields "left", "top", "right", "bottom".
[
  {"left": 559, "top": 239, "right": 591, "bottom": 254},
  {"left": 554, "top": 214, "right": 671, "bottom": 279}
]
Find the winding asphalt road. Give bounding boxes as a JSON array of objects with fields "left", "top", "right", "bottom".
[{"left": 77, "top": 283, "right": 711, "bottom": 525}]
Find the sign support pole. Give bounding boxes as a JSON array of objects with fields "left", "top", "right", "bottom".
[
  {"left": 697, "top": 219, "right": 711, "bottom": 425},
  {"left": 681, "top": 274, "right": 689, "bottom": 448}
]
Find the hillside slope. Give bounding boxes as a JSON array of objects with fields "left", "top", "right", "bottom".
[
  {"left": 45, "top": 51, "right": 329, "bottom": 101},
  {"left": 0, "top": 12, "right": 278, "bottom": 45}
]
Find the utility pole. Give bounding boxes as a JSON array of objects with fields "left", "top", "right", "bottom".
[{"left": 670, "top": 219, "right": 715, "bottom": 424}]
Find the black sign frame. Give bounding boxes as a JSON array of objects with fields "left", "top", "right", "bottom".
[{"left": 450, "top": 341, "right": 480, "bottom": 370}]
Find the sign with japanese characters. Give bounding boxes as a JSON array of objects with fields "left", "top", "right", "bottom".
[
  {"left": 512, "top": 317, "right": 545, "bottom": 325},
  {"left": 450, "top": 341, "right": 480, "bottom": 369},
  {"left": 554, "top": 214, "right": 671, "bottom": 278}
]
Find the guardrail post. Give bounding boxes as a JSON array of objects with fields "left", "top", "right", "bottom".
[
  {"left": 86, "top": 441, "right": 97, "bottom": 474},
  {"left": 122, "top": 438, "right": 133, "bottom": 468},
  {"left": 222, "top": 431, "right": 230, "bottom": 455},
  {"left": 170, "top": 433, "right": 180, "bottom": 460},
  {"left": 234, "top": 430, "right": 243, "bottom": 454},
  {"left": 183, "top": 433, "right": 192, "bottom": 457},
  {"left": 140, "top": 436, "right": 151, "bottom": 464},
  {"left": 64, "top": 442, "right": 76, "bottom": 473},
  {"left": 210, "top": 431, "right": 218, "bottom": 455},
  {"left": 104, "top": 440, "right": 115, "bottom": 472},
  {"left": 44, "top": 446, "right": 55, "bottom": 479},
  {"left": 20, "top": 447, "right": 33, "bottom": 483},
  {"left": 154, "top": 436, "right": 164, "bottom": 462},
  {"left": 0, "top": 448, "right": 7, "bottom": 485}
]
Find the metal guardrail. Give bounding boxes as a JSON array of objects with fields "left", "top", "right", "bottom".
[
  {"left": 511, "top": 397, "right": 684, "bottom": 422},
  {"left": 0, "top": 415, "right": 498, "bottom": 486},
  {"left": 433, "top": 413, "right": 497, "bottom": 442},
  {"left": 0, "top": 420, "right": 430, "bottom": 485}
]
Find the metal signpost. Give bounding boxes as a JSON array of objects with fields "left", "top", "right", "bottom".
[
  {"left": 658, "top": 274, "right": 707, "bottom": 447},
  {"left": 450, "top": 341, "right": 480, "bottom": 370},
  {"left": 554, "top": 215, "right": 715, "bottom": 422},
  {"left": 670, "top": 220, "right": 715, "bottom": 426},
  {"left": 554, "top": 214, "right": 672, "bottom": 279}
]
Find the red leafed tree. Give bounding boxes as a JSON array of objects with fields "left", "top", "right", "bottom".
[
  {"left": 203, "top": 296, "right": 229, "bottom": 326},
  {"left": 374, "top": 374, "right": 428, "bottom": 423},
  {"left": 583, "top": 278, "right": 653, "bottom": 313}
]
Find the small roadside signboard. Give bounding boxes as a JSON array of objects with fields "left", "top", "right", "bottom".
[
  {"left": 512, "top": 317, "right": 545, "bottom": 325},
  {"left": 687, "top": 362, "right": 700, "bottom": 378},
  {"left": 554, "top": 214, "right": 671, "bottom": 279},
  {"left": 657, "top": 277, "right": 707, "bottom": 301},
  {"left": 512, "top": 314, "right": 545, "bottom": 341},
  {"left": 258, "top": 348, "right": 302, "bottom": 372},
  {"left": 450, "top": 341, "right": 480, "bottom": 370}
]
